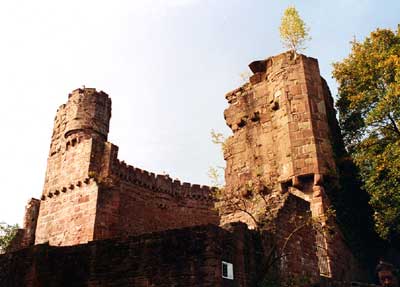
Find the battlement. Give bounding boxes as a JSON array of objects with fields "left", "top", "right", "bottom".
[
  {"left": 111, "top": 160, "right": 215, "bottom": 201},
  {"left": 39, "top": 159, "right": 215, "bottom": 203},
  {"left": 31, "top": 87, "right": 219, "bottom": 246},
  {"left": 64, "top": 88, "right": 111, "bottom": 140},
  {"left": 9, "top": 53, "right": 369, "bottom": 284}
]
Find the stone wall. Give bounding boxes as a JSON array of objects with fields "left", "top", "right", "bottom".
[
  {"left": 35, "top": 179, "right": 99, "bottom": 245},
  {"left": 220, "top": 52, "right": 368, "bottom": 282},
  {"left": 92, "top": 158, "right": 219, "bottom": 239},
  {"left": 27, "top": 88, "right": 218, "bottom": 247},
  {"left": 223, "top": 52, "right": 336, "bottom": 199},
  {"left": 1, "top": 223, "right": 374, "bottom": 286},
  {"left": 274, "top": 194, "right": 320, "bottom": 282},
  {"left": 221, "top": 52, "right": 340, "bottom": 231},
  {"left": 0, "top": 224, "right": 263, "bottom": 287},
  {"left": 8, "top": 53, "right": 375, "bottom": 284},
  {"left": 7, "top": 199, "right": 40, "bottom": 252}
]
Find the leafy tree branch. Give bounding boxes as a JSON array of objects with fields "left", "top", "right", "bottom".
[
  {"left": 333, "top": 25, "right": 400, "bottom": 242},
  {"left": 0, "top": 222, "right": 19, "bottom": 254}
]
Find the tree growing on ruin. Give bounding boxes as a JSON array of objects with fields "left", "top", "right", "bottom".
[
  {"left": 279, "top": 6, "right": 310, "bottom": 55},
  {"left": 0, "top": 222, "right": 19, "bottom": 254},
  {"left": 332, "top": 26, "right": 400, "bottom": 243}
]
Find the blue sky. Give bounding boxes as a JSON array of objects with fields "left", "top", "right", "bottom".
[{"left": 0, "top": 0, "right": 399, "bottom": 225}]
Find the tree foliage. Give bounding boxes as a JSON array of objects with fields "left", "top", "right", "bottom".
[
  {"left": 279, "top": 6, "right": 310, "bottom": 54},
  {"left": 332, "top": 26, "right": 400, "bottom": 242},
  {"left": 0, "top": 222, "right": 19, "bottom": 253}
]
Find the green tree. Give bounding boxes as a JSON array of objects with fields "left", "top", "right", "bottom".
[
  {"left": 332, "top": 26, "right": 400, "bottom": 242},
  {"left": 279, "top": 6, "right": 310, "bottom": 55},
  {"left": 0, "top": 222, "right": 19, "bottom": 253}
]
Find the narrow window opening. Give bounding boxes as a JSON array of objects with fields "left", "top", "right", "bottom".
[
  {"left": 316, "top": 229, "right": 331, "bottom": 277},
  {"left": 222, "top": 261, "right": 234, "bottom": 280}
]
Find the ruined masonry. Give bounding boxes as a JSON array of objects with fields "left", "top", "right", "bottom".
[
  {"left": 220, "top": 52, "right": 361, "bottom": 281},
  {"left": 1, "top": 52, "right": 365, "bottom": 286}
]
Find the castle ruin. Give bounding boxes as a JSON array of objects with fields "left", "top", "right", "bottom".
[{"left": 1, "top": 52, "right": 371, "bottom": 286}]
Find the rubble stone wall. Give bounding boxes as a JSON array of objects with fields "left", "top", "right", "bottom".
[{"left": 0, "top": 224, "right": 262, "bottom": 287}]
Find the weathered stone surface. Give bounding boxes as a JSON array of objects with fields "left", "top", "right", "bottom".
[
  {"left": 221, "top": 52, "right": 366, "bottom": 281},
  {"left": 4, "top": 52, "right": 372, "bottom": 285},
  {"left": 223, "top": 52, "right": 336, "bottom": 201},
  {"left": 0, "top": 224, "right": 264, "bottom": 287},
  {"left": 32, "top": 87, "right": 219, "bottom": 246},
  {"left": 7, "top": 198, "right": 40, "bottom": 252}
]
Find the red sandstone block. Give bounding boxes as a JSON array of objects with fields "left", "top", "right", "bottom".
[
  {"left": 78, "top": 195, "right": 90, "bottom": 203},
  {"left": 289, "top": 84, "right": 302, "bottom": 95}
]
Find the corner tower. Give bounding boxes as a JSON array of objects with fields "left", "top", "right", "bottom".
[
  {"left": 33, "top": 87, "right": 218, "bottom": 247},
  {"left": 35, "top": 88, "right": 112, "bottom": 245},
  {"left": 221, "top": 52, "right": 341, "bottom": 279},
  {"left": 42, "top": 88, "right": 111, "bottom": 196},
  {"left": 222, "top": 52, "right": 336, "bottom": 221}
]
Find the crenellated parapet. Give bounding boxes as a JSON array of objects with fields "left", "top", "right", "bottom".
[
  {"left": 64, "top": 88, "right": 111, "bottom": 141},
  {"left": 48, "top": 88, "right": 111, "bottom": 158},
  {"left": 28, "top": 87, "right": 219, "bottom": 247},
  {"left": 39, "top": 160, "right": 215, "bottom": 203},
  {"left": 7, "top": 51, "right": 372, "bottom": 284},
  {"left": 111, "top": 160, "right": 215, "bottom": 202}
]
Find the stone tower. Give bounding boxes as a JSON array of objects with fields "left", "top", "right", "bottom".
[
  {"left": 3, "top": 56, "right": 370, "bottom": 285},
  {"left": 221, "top": 52, "right": 344, "bottom": 278},
  {"left": 33, "top": 87, "right": 218, "bottom": 247},
  {"left": 35, "top": 88, "right": 113, "bottom": 245},
  {"left": 42, "top": 88, "right": 111, "bottom": 196},
  {"left": 223, "top": 52, "right": 335, "bottom": 214}
]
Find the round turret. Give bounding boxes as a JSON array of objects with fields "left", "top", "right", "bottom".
[{"left": 64, "top": 88, "right": 111, "bottom": 142}]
